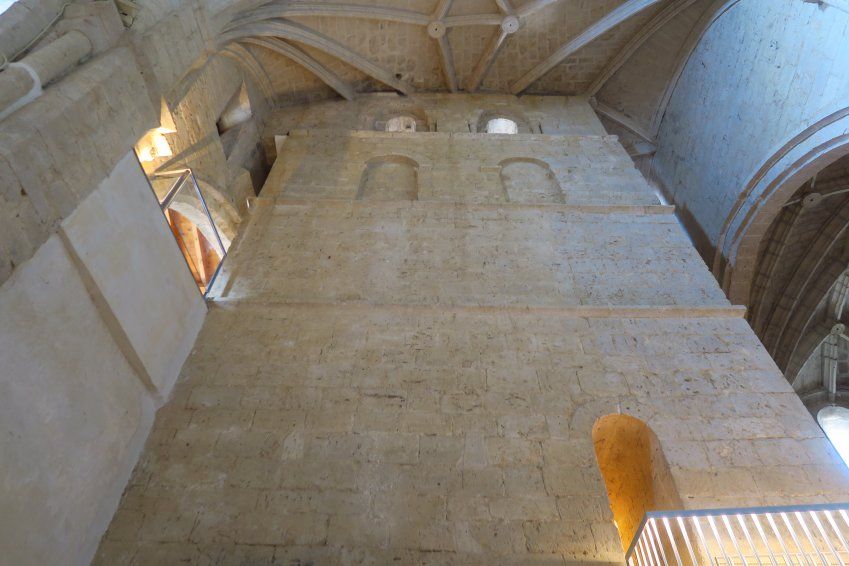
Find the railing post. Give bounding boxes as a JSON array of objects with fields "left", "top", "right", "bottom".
[{"left": 627, "top": 504, "right": 849, "bottom": 566}]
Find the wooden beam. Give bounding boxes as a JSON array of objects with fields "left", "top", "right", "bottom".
[
  {"left": 510, "top": 0, "right": 664, "bottom": 94},
  {"left": 466, "top": 28, "right": 509, "bottom": 92},
  {"left": 444, "top": 14, "right": 502, "bottom": 27},
  {"left": 436, "top": 35, "right": 458, "bottom": 92},
  {"left": 242, "top": 37, "right": 356, "bottom": 100},
  {"left": 219, "top": 20, "right": 415, "bottom": 94},
  {"left": 219, "top": 44, "right": 275, "bottom": 101},
  {"left": 592, "top": 100, "right": 656, "bottom": 144},
  {"left": 585, "top": 0, "right": 700, "bottom": 96},
  {"left": 494, "top": 0, "right": 515, "bottom": 15},
  {"left": 517, "top": 0, "right": 561, "bottom": 18},
  {"left": 225, "top": 2, "right": 430, "bottom": 31},
  {"left": 427, "top": 0, "right": 458, "bottom": 92},
  {"left": 628, "top": 141, "right": 658, "bottom": 158},
  {"left": 431, "top": 0, "right": 453, "bottom": 19}
]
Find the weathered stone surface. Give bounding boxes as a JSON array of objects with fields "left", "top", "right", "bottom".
[
  {"left": 0, "top": 236, "right": 156, "bottom": 566},
  {"left": 95, "top": 96, "right": 849, "bottom": 564},
  {"left": 0, "top": 152, "right": 207, "bottom": 564},
  {"left": 216, "top": 201, "right": 724, "bottom": 307},
  {"left": 0, "top": 47, "right": 157, "bottom": 286}
]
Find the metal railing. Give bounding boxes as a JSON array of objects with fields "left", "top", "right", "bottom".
[
  {"left": 151, "top": 168, "right": 227, "bottom": 296},
  {"left": 627, "top": 504, "right": 849, "bottom": 566}
]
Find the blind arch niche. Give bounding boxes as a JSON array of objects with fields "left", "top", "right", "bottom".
[
  {"left": 356, "top": 155, "right": 419, "bottom": 201},
  {"left": 499, "top": 158, "right": 563, "bottom": 204}
]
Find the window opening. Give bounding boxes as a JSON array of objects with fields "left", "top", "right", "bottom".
[
  {"left": 486, "top": 117, "right": 518, "bottom": 134},
  {"left": 149, "top": 168, "right": 228, "bottom": 296},
  {"left": 385, "top": 116, "right": 417, "bottom": 133}
]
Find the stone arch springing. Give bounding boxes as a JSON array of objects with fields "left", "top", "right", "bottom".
[
  {"left": 739, "top": 151, "right": 849, "bottom": 386},
  {"left": 498, "top": 158, "right": 563, "bottom": 204},
  {"left": 356, "top": 155, "right": 419, "bottom": 201},
  {"left": 592, "top": 414, "right": 682, "bottom": 552},
  {"left": 713, "top": 108, "right": 849, "bottom": 304}
]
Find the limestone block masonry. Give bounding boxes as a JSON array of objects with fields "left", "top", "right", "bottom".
[{"left": 96, "top": 95, "right": 849, "bottom": 564}]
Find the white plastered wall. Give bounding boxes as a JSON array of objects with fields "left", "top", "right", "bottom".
[{"left": 0, "top": 152, "right": 206, "bottom": 565}]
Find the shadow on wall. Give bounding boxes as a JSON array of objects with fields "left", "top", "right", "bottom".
[
  {"left": 499, "top": 158, "right": 563, "bottom": 203},
  {"left": 592, "top": 414, "right": 683, "bottom": 551},
  {"left": 356, "top": 155, "right": 419, "bottom": 201}
]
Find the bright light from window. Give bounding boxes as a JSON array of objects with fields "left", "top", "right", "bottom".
[
  {"left": 818, "top": 405, "right": 849, "bottom": 468},
  {"left": 0, "top": 0, "right": 16, "bottom": 16},
  {"left": 486, "top": 118, "right": 518, "bottom": 134},
  {"left": 385, "top": 116, "right": 416, "bottom": 132}
]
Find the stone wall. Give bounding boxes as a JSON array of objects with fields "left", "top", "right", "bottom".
[
  {"left": 0, "top": 0, "right": 272, "bottom": 288},
  {"left": 96, "top": 95, "right": 849, "bottom": 564},
  {"left": 266, "top": 130, "right": 655, "bottom": 206},
  {"left": 265, "top": 94, "right": 606, "bottom": 137},
  {"left": 649, "top": 0, "right": 849, "bottom": 259},
  {"left": 0, "top": 1, "right": 274, "bottom": 563},
  {"left": 0, "top": 46, "right": 157, "bottom": 283},
  {"left": 0, "top": 153, "right": 206, "bottom": 565},
  {"left": 216, "top": 202, "right": 723, "bottom": 308}
]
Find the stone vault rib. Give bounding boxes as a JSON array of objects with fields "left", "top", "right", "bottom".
[
  {"left": 510, "top": 0, "right": 665, "bottom": 94},
  {"left": 241, "top": 36, "right": 356, "bottom": 101},
  {"left": 223, "top": 2, "right": 431, "bottom": 30},
  {"left": 218, "top": 19, "right": 415, "bottom": 94}
]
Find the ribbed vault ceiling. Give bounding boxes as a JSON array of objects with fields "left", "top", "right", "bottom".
[{"left": 213, "top": 0, "right": 682, "bottom": 105}]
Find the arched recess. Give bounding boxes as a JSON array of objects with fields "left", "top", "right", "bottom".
[
  {"left": 384, "top": 116, "right": 418, "bottom": 133},
  {"left": 499, "top": 158, "right": 563, "bottom": 204},
  {"left": 592, "top": 414, "right": 682, "bottom": 551},
  {"left": 369, "top": 105, "right": 431, "bottom": 132},
  {"left": 475, "top": 109, "right": 531, "bottom": 134},
  {"left": 715, "top": 110, "right": 849, "bottom": 305},
  {"left": 356, "top": 155, "right": 419, "bottom": 201}
]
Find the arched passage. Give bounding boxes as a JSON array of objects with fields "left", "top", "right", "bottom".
[
  {"left": 716, "top": 110, "right": 849, "bottom": 304},
  {"left": 499, "top": 158, "right": 563, "bottom": 204},
  {"left": 356, "top": 155, "right": 419, "bottom": 201},
  {"left": 592, "top": 414, "right": 682, "bottom": 551}
]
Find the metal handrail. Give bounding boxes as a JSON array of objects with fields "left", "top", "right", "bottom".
[{"left": 627, "top": 503, "right": 849, "bottom": 566}]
